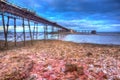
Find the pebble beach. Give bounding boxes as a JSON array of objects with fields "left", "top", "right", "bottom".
[{"left": 0, "top": 40, "right": 120, "bottom": 80}]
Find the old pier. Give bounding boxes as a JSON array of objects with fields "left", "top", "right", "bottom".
[{"left": 0, "top": 0, "right": 70, "bottom": 48}]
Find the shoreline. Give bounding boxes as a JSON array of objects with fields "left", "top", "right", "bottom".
[
  {"left": 1, "top": 39, "right": 120, "bottom": 47},
  {"left": 0, "top": 39, "right": 120, "bottom": 52},
  {"left": 62, "top": 40, "right": 120, "bottom": 46}
]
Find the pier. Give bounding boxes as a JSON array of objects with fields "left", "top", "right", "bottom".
[
  {"left": 0, "top": 0, "right": 70, "bottom": 48},
  {"left": 76, "top": 30, "right": 96, "bottom": 34}
]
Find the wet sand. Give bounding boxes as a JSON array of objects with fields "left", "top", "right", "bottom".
[{"left": 0, "top": 40, "right": 120, "bottom": 80}]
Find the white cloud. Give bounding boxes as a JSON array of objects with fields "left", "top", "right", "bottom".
[
  {"left": 110, "top": 24, "right": 120, "bottom": 27},
  {"left": 0, "top": 25, "right": 45, "bottom": 32}
]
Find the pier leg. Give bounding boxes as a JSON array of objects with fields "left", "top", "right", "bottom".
[
  {"left": 57, "top": 28, "right": 60, "bottom": 39},
  {"left": 52, "top": 26, "right": 54, "bottom": 33},
  {"left": 14, "top": 18, "right": 17, "bottom": 46},
  {"left": 57, "top": 28, "right": 59, "bottom": 40},
  {"left": 6, "top": 16, "right": 10, "bottom": 48},
  {"left": 28, "top": 19, "right": 33, "bottom": 45},
  {"left": 36, "top": 23, "right": 38, "bottom": 40},
  {"left": 46, "top": 25, "right": 48, "bottom": 39},
  {"left": 51, "top": 26, "right": 54, "bottom": 39},
  {"left": 22, "top": 18, "right": 26, "bottom": 46},
  {"left": 6, "top": 16, "right": 10, "bottom": 35},
  {"left": 33, "top": 22, "right": 36, "bottom": 40},
  {"left": 44, "top": 25, "right": 45, "bottom": 40},
  {"left": 44, "top": 25, "right": 47, "bottom": 40},
  {"left": 1, "top": 13, "right": 7, "bottom": 47}
]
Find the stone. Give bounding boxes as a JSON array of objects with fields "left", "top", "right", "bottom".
[{"left": 64, "top": 63, "right": 77, "bottom": 73}]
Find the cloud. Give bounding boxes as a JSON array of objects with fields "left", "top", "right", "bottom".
[
  {"left": 1, "top": 0, "right": 119, "bottom": 32},
  {"left": 8, "top": 0, "right": 120, "bottom": 20}
]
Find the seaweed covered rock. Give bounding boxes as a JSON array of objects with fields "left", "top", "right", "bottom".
[
  {"left": 64, "top": 63, "right": 84, "bottom": 75},
  {"left": 0, "top": 53, "right": 34, "bottom": 80},
  {"left": 86, "top": 52, "right": 93, "bottom": 57},
  {"left": 64, "top": 63, "right": 78, "bottom": 73}
]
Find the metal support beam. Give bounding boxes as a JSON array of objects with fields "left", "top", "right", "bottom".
[
  {"left": 22, "top": 18, "right": 26, "bottom": 46},
  {"left": 36, "top": 23, "right": 38, "bottom": 40},
  {"left": 1, "top": 12, "right": 7, "bottom": 47},
  {"left": 14, "top": 18, "right": 17, "bottom": 46},
  {"left": 58, "top": 28, "right": 60, "bottom": 39},
  {"left": 28, "top": 19, "right": 33, "bottom": 45},
  {"left": 33, "top": 22, "right": 36, "bottom": 40},
  {"left": 46, "top": 25, "right": 48, "bottom": 39},
  {"left": 44, "top": 25, "right": 46, "bottom": 40},
  {"left": 51, "top": 26, "right": 54, "bottom": 39},
  {"left": 6, "top": 16, "right": 10, "bottom": 35},
  {"left": 52, "top": 26, "right": 54, "bottom": 33},
  {"left": 44, "top": 25, "right": 48, "bottom": 40},
  {"left": 6, "top": 16, "right": 10, "bottom": 48}
]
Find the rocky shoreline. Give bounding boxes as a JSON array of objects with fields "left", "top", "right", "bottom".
[{"left": 0, "top": 40, "right": 120, "bottom": 80}]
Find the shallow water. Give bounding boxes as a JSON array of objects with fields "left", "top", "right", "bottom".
[
  {"left": 0, "top": 32, "right": 120, "bottom": 45},
  {"left": 61, "top": 33, "right": 120, "bottom": 45}
]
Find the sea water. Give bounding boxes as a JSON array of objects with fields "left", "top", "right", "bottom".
[
  {"left": 0, "top": 32, "right": 120, "bottom": 45},
  {"left": 62, "top": 32, "right": 120, "bottom": 45}
]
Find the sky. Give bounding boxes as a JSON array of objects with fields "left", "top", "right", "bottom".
[{"left": 0, "top": 0, "right": 120, "bottom": 32}]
